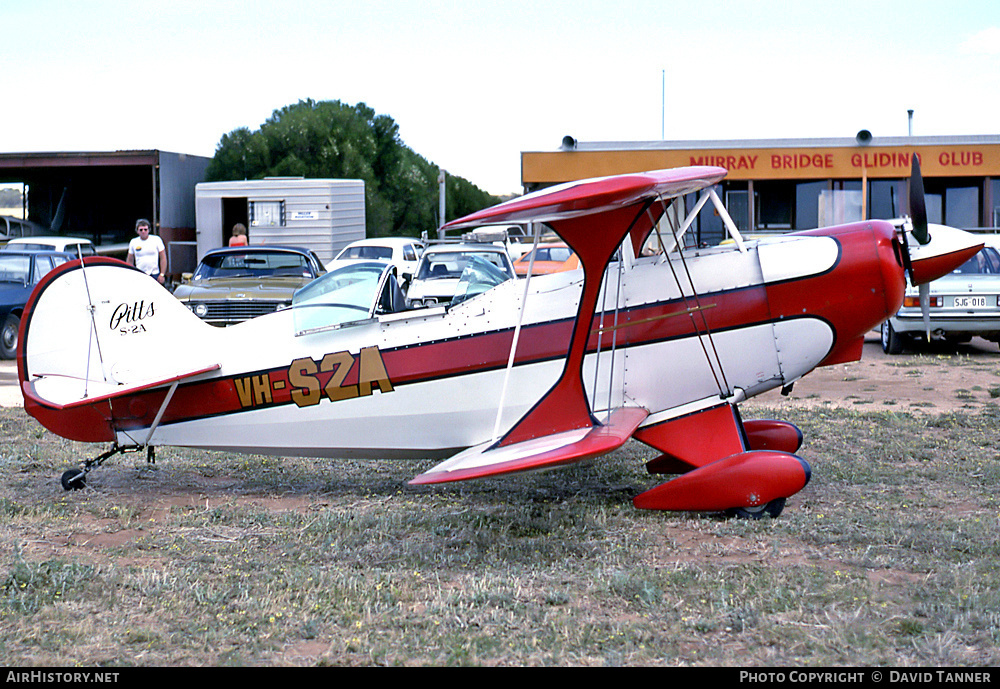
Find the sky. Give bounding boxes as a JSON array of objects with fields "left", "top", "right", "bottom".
[{"left": 4, "top": 0, "right": 1000, "bottom": 196}]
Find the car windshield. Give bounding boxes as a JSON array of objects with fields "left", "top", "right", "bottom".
[
  {"left": 193, "top": 251, "right": 316, "bottom": 279},
  {"left": 337, "top": 245, "right": 393, "bottom": 260},
  {"left": 952, "top": 247, "right": 1000, "bottom": 275},
  {"left": 450, "top": 255, "right": 515, "bottom": 306},
  {"left": 291, "top": 262, "right": 387, "bottom": 335},
  {"left": 416, "top": 250, "right": 510, "bottom": 280},
  {"left": 528, "top": 246, "right": 572, "bottom": 262},
  {"left": 0, "top": 254, "right": 31, "bottom": 283}
]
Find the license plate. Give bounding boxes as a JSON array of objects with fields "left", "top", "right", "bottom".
[{"left": 953, "top": 296, "right": 988, "bottom": 308}]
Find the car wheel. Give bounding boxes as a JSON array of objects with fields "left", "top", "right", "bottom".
[
  {"left": 0, "top": 313, "right": 19, "bottom": 359},
  {"left": 881, "top": 320, "right": 904, "bottom": 355}
]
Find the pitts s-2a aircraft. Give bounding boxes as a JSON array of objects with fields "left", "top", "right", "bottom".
[{"left": 18, "top": 163, "right": 981, "bottom": 517}]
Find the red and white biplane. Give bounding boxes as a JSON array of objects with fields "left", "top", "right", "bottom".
[{"left": 18, "top": 162, "right": 981, "bottom": 517}]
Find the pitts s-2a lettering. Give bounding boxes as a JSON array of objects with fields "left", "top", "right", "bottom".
[
  {"left": 17, "top": 164, "right": 982, "bottom": 518},
  {"left": 109, "top": 300, "right": 155, "bottom": 335}
]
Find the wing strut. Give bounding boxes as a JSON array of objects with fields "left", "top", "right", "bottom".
[
  {"left": 590, "top": 241, "right": 627, "bottom": 423},
  {"left": 663, "top": 188, "right": 746, "bottom": 254},
  {"left": 492, "top": 221, "right": 543, "bottom": 442}
]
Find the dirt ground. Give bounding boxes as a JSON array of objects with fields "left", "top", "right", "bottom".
[{"left": 746, "top": 331, "right": 1000, "bottom": 414}]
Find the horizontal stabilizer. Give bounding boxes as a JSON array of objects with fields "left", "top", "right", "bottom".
[
  {"left": 409, "top": 407, "right": 648, "bottom": 485},
  {"left": 23, "top": 363, "right": 221, "bottom": 411}
]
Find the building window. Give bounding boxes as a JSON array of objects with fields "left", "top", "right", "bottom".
[
  {"left": 249, "top": 200, "right": 285, "bottom": 227},
  {"left": 944, "top": 186, "right": 979, "bottom": 228},
  {"left": 869, "top": 180, "right": 907, "bottom": 220},
  {"left": 725, "top": 183, "right": 752, "bottom": 233},
  {"left": 819, "top": 190, "right": 862, "bottom": 227},
  {"left": 991, "top": 180, "right": 1000, "bottom": 227},
  {"left": 795, "top": 181, "right": 827, "bottom": 230},
  {"left": 755, "top": 181, "right": 794, "bottom": 231}
]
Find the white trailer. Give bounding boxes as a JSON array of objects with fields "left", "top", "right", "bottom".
[{"left": 194, "top": 178, "right": 365, "bottom": 263}]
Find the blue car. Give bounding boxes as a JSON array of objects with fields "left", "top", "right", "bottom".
[{"left": 0, "top": 250, "right": 75, "bottom": 358}]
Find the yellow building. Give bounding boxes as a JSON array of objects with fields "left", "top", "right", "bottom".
[{"left": 521, "top": 135, "right": 1000, "bottom": 244}]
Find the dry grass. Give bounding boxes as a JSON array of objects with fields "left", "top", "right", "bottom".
[{"left": 2, "top": 397, "right": 1000, "bottom": 666}]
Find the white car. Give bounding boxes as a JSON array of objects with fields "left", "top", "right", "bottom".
[
  {"left": 326, "top": 237, "right": 425, "bottom": 279},
  {"left": 460, "top": 224, "right": 532, "bottom": 260},
  {"left": 404, "top": 243, "right": 516, "bottom": 308},
  {"left": 3, "top": 236, "right": 96, "bottom": 256},
  {"left": 881, "top": 242, "right": 1000, "bottom": 353}
]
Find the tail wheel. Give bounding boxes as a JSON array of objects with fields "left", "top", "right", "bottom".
[{"left": 60, "top": 468, "right": 86, "bottom": 491}]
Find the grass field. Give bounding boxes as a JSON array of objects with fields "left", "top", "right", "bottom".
[{"left": 2, "top": 400, "right": 999, "bottom": 666}]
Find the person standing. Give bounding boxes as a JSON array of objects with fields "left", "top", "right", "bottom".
[
  {"left": 229, "top": 223, "right": 248, "bottom": 246},
  {"left": 127, "top": 218, "right": 167, "bottom": 285}
]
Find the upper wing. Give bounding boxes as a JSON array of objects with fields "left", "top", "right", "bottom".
[{"left": 442, "top": 167, "right": 727, "bottom": 230}]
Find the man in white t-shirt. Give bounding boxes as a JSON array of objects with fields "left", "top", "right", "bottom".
[{"left": 126, "top": 218, "right": 167, "bottom": 284}]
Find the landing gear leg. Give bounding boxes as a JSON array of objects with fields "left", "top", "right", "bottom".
[{"left": 59, "top": 443, "right": 148, "bottom": 491}]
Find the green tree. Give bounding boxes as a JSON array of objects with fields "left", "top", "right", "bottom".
[{"left": 206, "top": 99, "right": 500, "bottom": 237}]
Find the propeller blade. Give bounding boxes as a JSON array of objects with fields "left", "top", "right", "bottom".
[
  {"left": 919, "top": 282, "right": 931, "bottom": 341},
  {"left": 910, "top": 156, "right": 929, "bottom": 245}
]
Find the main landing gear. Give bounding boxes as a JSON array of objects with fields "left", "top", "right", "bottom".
[
  {"left": 60, "top": 444, "right": 156, "bottom": 491},
  {"left": 726, "top": 498, "right": 787, "bottom": 520}
]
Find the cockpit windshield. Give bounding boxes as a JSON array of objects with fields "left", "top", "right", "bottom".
[
  {"left": 450, "top": 255, "right": 513, "bottom": 306},
  {"left": 291, "top": 262, "right": 389, "bottom": 335}
]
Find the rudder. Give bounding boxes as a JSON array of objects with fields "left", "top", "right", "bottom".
[{"left": 20, "top": 258, "right": 220, "bottom": 396}]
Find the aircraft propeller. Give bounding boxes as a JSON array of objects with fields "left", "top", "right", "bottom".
[
  {"left": 909, "top": 157, "right": 930, "bottom": 245},
  {"left": 904, "top": 156, "right": 931, "bottom": 338}
]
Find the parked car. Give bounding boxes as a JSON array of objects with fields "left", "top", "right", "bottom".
[
  {"left": 881, "top": 243, "right": 1000, "bottom": 353},
  {"left": 326, "top": 237, "right": 425, "bottom": 281},
  {"left": 173, "top": 246, "right": 326, "bottom": 326},
  {"left": 0, "top": 250, "right": 75, "bottom": 358},
  {"left": 3, "top": 236, "right": 96, "bottom": 256},
  {"left": 460, "top": 225, "right": 532, "bottom": 260},
  {"left": 512, "top": 241, "right": 579, "bottom": 276},
  {"left": 404, "top": 243, "right": 516, "bottom": 308}
]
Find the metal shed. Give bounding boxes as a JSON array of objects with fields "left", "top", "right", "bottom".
[
  {"left": 0, "top": 150, "right": 210, "bottom": 272},
  {"left": 195, "top": 178, "right": 366, "bottom": 263}
]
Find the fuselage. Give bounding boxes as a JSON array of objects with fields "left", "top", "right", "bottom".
[{"left": 21, "top": 219, "right": 908, "bottom": 459}]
